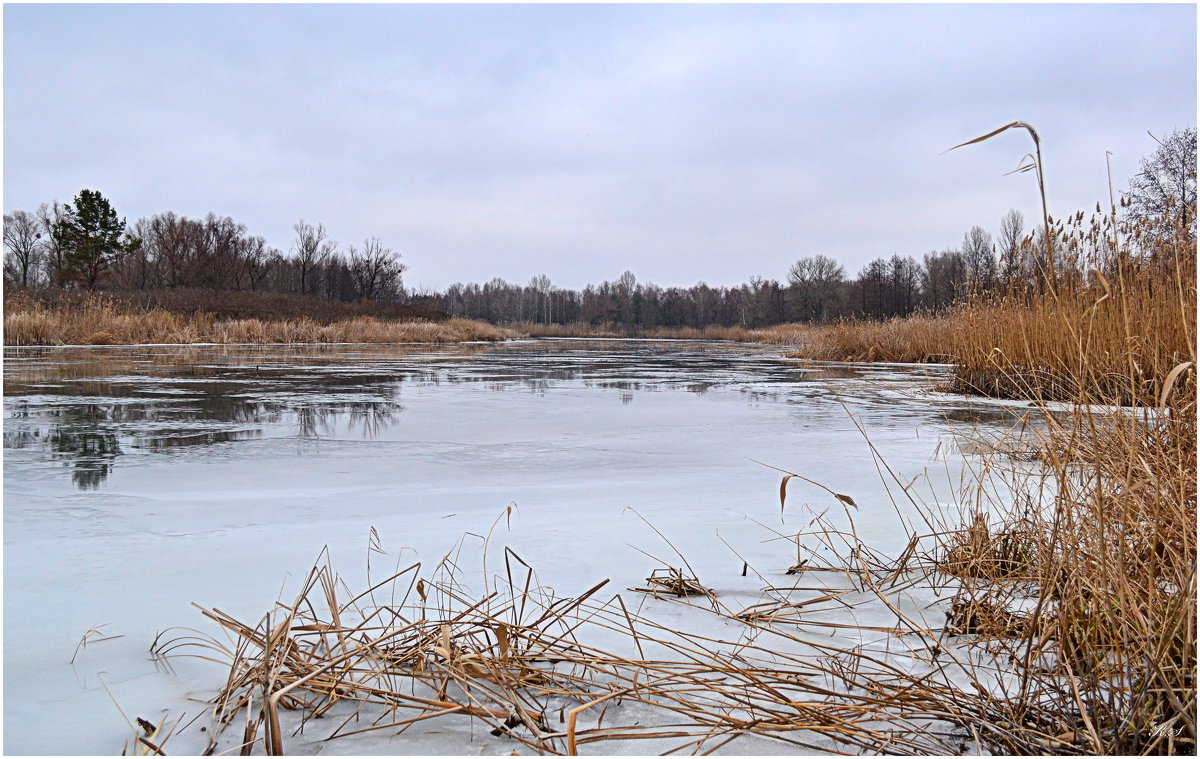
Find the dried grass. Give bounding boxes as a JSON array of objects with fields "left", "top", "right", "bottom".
[
  {"left": 509, "top": 321, "right": 812, "bottom": 345},
  {"left": 3, "top": 293, "right": 517, "bottom": 345},
  {"left": 150, "top": 524, "right": 980, "bottom": 756},
  {"left": 787, "top": 215, "right": 1197, "bottom": 753},
  {"left": 796, "top": 232, "right": 1194, "bottom": 408},
  {"left": 793, "top": 314, "right": 959, "bottom": 363}
]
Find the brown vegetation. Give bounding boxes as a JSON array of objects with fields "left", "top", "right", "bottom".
[
  {"left": 2, "top": 292, "right": 817, "bottom": 347},
  {"left": 948, "top": 255, "right": 1193, "bottom": 405},
  {"left": 797, "top": 230, "right": 1194, "bottom": 407},
  {"left": 147, "top": 506, "right": 1054, "bottom": 756},
  {"left": 11, "top": 286, "right": 448, "bottom": 324},
  {"left": 791, "top": 313, "right": 958, "bottom": 363},
  {"left": 3, "top": 292, "right": 515, "bottom": 345},
  {"left": 891, "top": 215, "right": 1195, "bottom": 753},
  {"left": 510, "top": 320, "right": 812, "bottom": 345}
]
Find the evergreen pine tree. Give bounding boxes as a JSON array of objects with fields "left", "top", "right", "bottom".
[{"left": 53, "top": 189, "right": 134, "bottom": 289}]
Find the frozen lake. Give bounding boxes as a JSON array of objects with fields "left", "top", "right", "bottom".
[{"left": 3, "top": 340, "right": 1026, "bottom": 754}]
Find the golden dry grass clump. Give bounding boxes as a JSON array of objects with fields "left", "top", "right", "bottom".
[
  {"left": 793, "top": 313, "right": 959, "bottom": 363},
  {"left": 3, "top": 293, "right": 517, "bottom": 345},
  {"left": 3, "top": 293, "right": 197, "bottom": 345}
]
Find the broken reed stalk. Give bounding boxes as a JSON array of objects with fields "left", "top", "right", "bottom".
[
  {"left": 948, "top": 120, "right": 1057, "bottom": 290},
  {"left": 156, "top": 519, "right": 999, "bottom": 756}
]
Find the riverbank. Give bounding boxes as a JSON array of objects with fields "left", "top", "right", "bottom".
[
  {"left": 504, "top": 320, "right": 813, "bottom": 345},
  {"left": 792, "top": 262, "right": 1193, "bottom": 407},
  {"left": 3, "top": 292, "right": 518, "bottom": 345},
  {"left": 1, "top": 294, "right": 815, "bottom": 348}
]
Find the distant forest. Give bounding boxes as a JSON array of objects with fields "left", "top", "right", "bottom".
[{"left": 5, "top": 128, "right": 1193, "bottom": 329}]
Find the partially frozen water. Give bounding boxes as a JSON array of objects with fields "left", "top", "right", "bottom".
[{"left": 3, "top": 340, "right": 1028, "bottom": 754}]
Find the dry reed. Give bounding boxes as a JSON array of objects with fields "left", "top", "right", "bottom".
[
  {"left": 791, "top": 313, "right": 959, "bottom": 364},
  {"left": 508, "top": 320, "right": 812, "bottom": 345},
  {"left": 3, "top": 293, "right": 517, "bottom": 345},
  {"left": 148, "top": 518, "right": 991, "bottom": 756},
  {"left": 796, "top": 220, "right": 1194, "bottom": 408}
]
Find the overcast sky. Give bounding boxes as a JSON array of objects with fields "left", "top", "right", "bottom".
[{"left": 4, "top": 4, "right": 1195, "bottom": 291}]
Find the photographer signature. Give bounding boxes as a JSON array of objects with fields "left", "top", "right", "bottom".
[{"left": 1151, "top": 721, "right": 1184, "bottom": 738}]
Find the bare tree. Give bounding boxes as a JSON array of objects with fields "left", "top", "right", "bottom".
[
  {"left": 196, "top": 214, "right": 246, "bottom": 290},
  {"left": 292, "top": 221, "right": 335, "bottom": 296},
  {"left": 112, "top": 217, "right": 155, "bottom": 290},
  {"left": 1124, "top": 127, "right": 1197, "bottom": 242},
  {"left": 921, "top": 249, "right": 966, "bottom": 310},
  {"left": 528, "top": 274, "right": 553, "bottom": 324},
  {"left": 788, "top": 254, "right": 845, "bottom": 322},
  {"left": 888, "top": 254, "right": 921, "bottom": 315},
  {"left": 997, "top": 209, "right": 1025, "bottom": 287},
  {"left": 241, "top": 236, "right": 281, "bottom": 292},
  {"left": 36, "top": 202, "right": 70, "bottom": 287},
  {"left": 961, "top": 226, "right": 997, "bottom": 292},
  {"left": 349, "top": 237, "right": 406, "bottom": 302},
  {"left": 138, "top": 212, "right": 194, "bottom": 288},
  {"left": 855, "top": 258, "right": 889, "bottom": 318},
  {"left": 613, "top": 270, "right": 638, "bottom": 323},
  {"left": 4, "top": 210, "right": 45, "bottom": 287}
]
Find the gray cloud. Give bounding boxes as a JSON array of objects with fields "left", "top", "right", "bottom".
[{"left": 5, "top": 4, "right": 1195, "bottom": 290}]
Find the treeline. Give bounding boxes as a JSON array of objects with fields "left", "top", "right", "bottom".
[
  {"left": 418, "top": 127, "right": 1194, "bottom": 329},
  {"left": 6, "top": 128, "right": 1193, "bottom": 331},
  {"left": 3, "top": 190, "right": 407, "bottom": 303},
  {"left": 416, "top": 210, "right": 1063, "bottom": 328}
]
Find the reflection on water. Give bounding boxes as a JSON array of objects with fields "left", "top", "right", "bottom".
[
  {"left": 134, "top": 429, "right": 263, "bottom": 450},
  {"left": 940, "top": 407, "right": 1014, "bottom": 424},
  {"left": 50, "top": 428, "right": 120, "bottom": 490},
  {"left": 4, "top": 340, "right": 991, "bottom": 491}
]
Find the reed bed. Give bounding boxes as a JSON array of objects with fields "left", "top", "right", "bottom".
[
  {"left": 948, "top": 253, "right": 1194, "bottom": 406},
  {"left": 856, "top": 218, "right": 1196, "bottom": 753},
  {"left": 3, "top": 294, "right": 516, "bottom": 345},
  {"left": 797, "top": 230, "right": 1194, "bottom": 408},
  {"left": 792, "top": 314, "right": 959, "bottom": 364},
  {"left": 11, "top": 286, "right": 448, "bottom": 323},
  {"left": 509, "top": 321, "right": 812, "bottom": 345}
]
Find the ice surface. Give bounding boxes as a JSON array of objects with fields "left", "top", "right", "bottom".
[{"left": 3, "top": 340, "right": 1029, "bottom": 755}]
